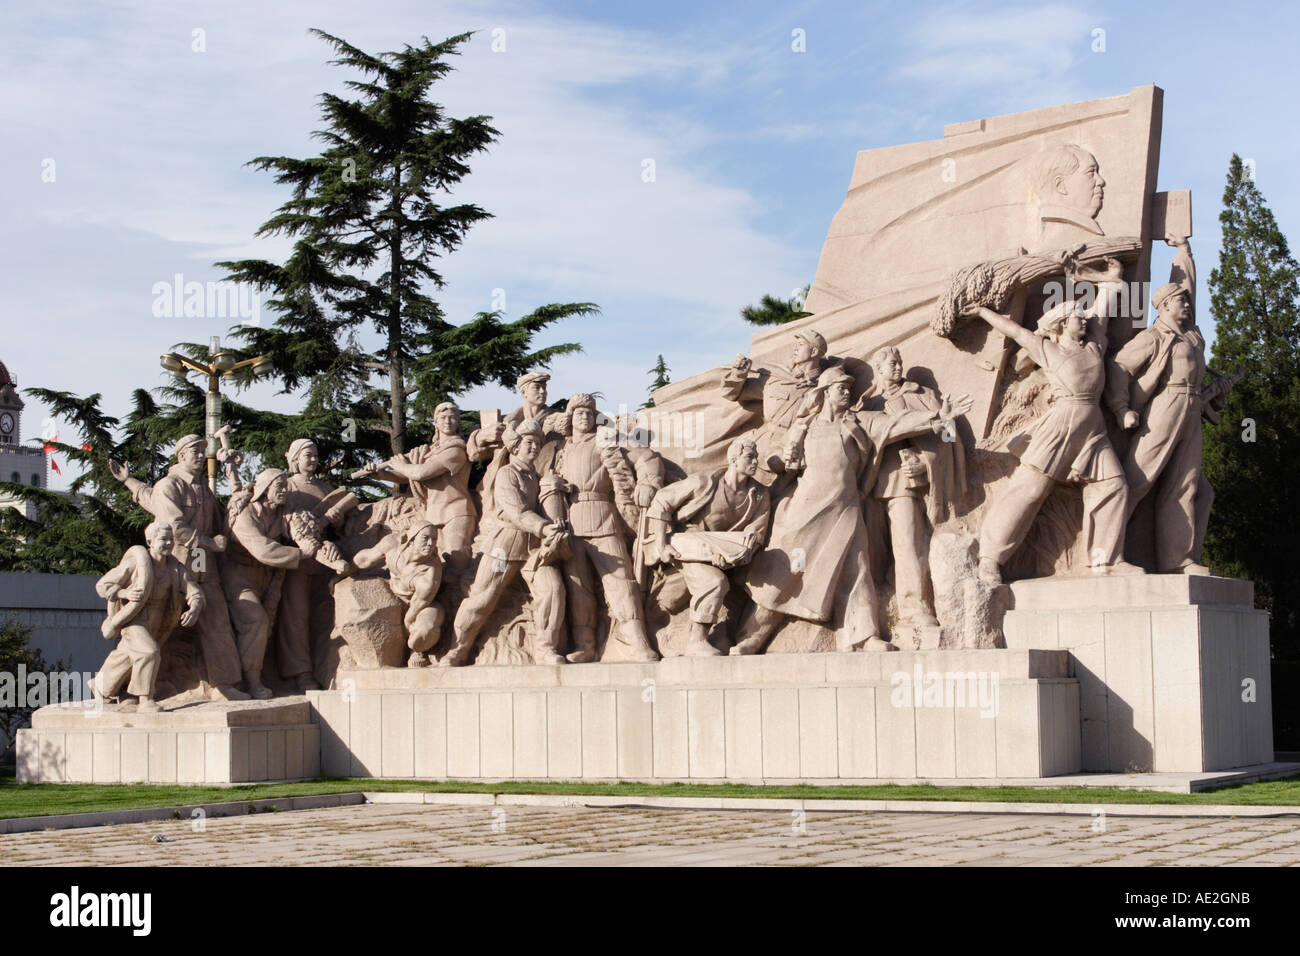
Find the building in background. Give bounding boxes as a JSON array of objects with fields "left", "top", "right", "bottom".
[{"left": 0, "top": 358, "right": 49, "bottom": 520}]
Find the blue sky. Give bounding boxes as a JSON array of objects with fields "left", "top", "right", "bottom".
[{"left": 3, "top": 0, "right": 1297, "bottom": 488}]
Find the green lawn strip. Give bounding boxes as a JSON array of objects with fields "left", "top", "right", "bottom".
[{"left": 3, "top": 772, "right": 1300, "bottom": 820}]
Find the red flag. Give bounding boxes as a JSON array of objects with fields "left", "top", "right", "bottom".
[{"left": 42, "top": 442, "right": 61, "bottom": 475}]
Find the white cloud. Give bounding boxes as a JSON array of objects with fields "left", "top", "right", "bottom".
[{"left": 895, "top": 2, "right": 1099, "bottom": 100}]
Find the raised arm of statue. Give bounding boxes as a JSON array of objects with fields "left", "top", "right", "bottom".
[
  {"left": 960, "top": 303, "right": 1045, "bottom": 367},
  {"left": 109, "top": 461, "right": 153, "bottom": 510},
  {"left": 1071, "top": 257, "right": 1125, "bottom": 349},
  {"left": 1168, "top": 235, "right": 1195, "bottom": 311},
  {"left": 628, "top": 445, "right": 664, "bottom": 508},
  {"left": 720, "top": 355, "right": 760, "bottom": 404},
  {"left": 390, "top": 444, "right": 466, "bottom": 484}
]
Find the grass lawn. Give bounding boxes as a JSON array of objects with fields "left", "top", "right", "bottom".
[{"left": 3, "top": 770, "right": 1300, "bottom": 820}]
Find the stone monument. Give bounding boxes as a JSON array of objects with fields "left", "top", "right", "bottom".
[{"left": 18, "top": 86, "right": 1277, "bottom": 787}]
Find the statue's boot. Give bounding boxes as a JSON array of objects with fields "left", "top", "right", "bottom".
[
  {"left": 209, "top": 683, "right": 250, "bottom": 702},
  {"left": 863, "top": 636, "right": 899, "bottom": 653},
  {"left": 296, "top": 674, "right": 321, "bottom": 692},
  {"left": 136, "top": 697, "right": 160, "bottom": 714},
  {"left": 612, "top": 619, "right": 659, "bottom": 662},
  {"left": 243, "top": 671, "right": 273, "bottom": 700},
  {"left": 565, "top": 626, "right": 597, "bottom": 664},
  {"left": 440, "top": 634, "right": 474, "bottom": 667},
  {"left": 729, "top": 635, "right": 767, "bottom": 656},
  {"left": 684, "top": 621, "right": 722, "bottom": 657}
]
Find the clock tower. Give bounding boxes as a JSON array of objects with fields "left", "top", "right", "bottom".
[
  {"left": 0, "top": 358, "right": 23, "bottom": 445},
  {"left": 0, "top": 359, "right": 48, "bottom": 501}
]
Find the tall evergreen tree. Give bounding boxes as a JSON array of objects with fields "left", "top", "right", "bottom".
[
  {"left": 740, "top": 285, "right": 812, "bottom": 326},
  {"left": 217, "top": 30, "right": 589, "bottom": 455},
  {"left": 1203, "top": 154, "right": 1300, "bottom": 655},
  {"left": 642, "top": 354, "right": 670, "bottom": 408}
]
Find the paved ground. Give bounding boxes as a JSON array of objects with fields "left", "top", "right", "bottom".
[{"left": 3, "top": 804, "right": 1300, "bottom": 866}]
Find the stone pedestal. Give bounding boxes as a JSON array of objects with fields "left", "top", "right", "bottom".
[
  {"left": 311, "top": 649, "right": 1079, "bottom": 782},
  {"left": 16, "top": 698, "right": 320, "bottom": 784},
  {"left": 1002, "top": 574, "right": 1272, "bottom": 773}
]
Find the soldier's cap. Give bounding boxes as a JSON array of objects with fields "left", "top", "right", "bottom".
[
  {"left": 433, "top": 401, "right": 459, "bottom": 417},
  {"left": 793, "top": 329, "right": 827, "bottom": 357},
  {"left": 1152, "top": 282, "right": 1188, "bottom": 311},
  {"left": 174, "top": 434, "right": 205, "bottom": 458},
  {"left": 516, "top": 371, "right": 550, "bottom": 391}
]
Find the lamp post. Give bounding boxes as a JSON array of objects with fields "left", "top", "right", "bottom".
[{"left": 160, "top": 336, "right": 270, "bottom": 491}]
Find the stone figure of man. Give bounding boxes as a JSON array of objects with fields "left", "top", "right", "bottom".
[
  {"left": 1031, "top": 143, "right": 1106, "bottom": 239},
  {"left": 720, "top": 328, "right": 830, "bottom": 475},
  {"left": 861, "top": 346, "right": 966, "bottom": 627},
  {"left": 445, "top": 420, "right": 570, "bottom": 667},
  {"left": 1106, "top": 237, "right": 1217, "bottom": 575},
  {"left": 276, "top": 439, "right": 356, "bottom": 692},
  {"left": 467, "top": 371, "right": 558, "bottom": 546},
  {"left": 546, "top": 393, "right": 661, "bottom": 663},
  {"left": 224, "top": 469, "right": 317, "bottom": 699},
  {"left": 350, "top": 520, "right": 447, "bottom": 668},
  {"left": 356, "top": 401, "right": 477, "bottom": 596},
  {"left": 90, "top": 521, "right": 203, "bottom": 713},
  {"left": 646, "top": 438, "right": 771, "bottom": 656},
  {"left": 109, "top": 435, "right": 248, "bottom": 701}
]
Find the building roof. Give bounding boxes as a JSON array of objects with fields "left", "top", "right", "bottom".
[{"left": 0, "top": 359, "right": 11, "bottom": 387}]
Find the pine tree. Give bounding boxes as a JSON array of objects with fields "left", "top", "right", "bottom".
[
  {"left": 216, "top": 30, "right": 590, "bottom": 456},
  {"left": 1203, "top": 154, "right": 1300, "bottom": 655},
  {"left": 642, "top": 355, "right": 670, "bottom": 409},
  {"left": 740, "top": 285, "right": 812, "bottom": 326}
]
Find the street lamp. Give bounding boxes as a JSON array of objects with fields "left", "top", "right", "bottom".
[{"left": 160, "top": 336, "right": 270, "bottom": 491}]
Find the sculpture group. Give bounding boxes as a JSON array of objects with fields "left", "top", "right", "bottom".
[{"left": 88, "top": 124, "right": 1239, "bottom": 709}]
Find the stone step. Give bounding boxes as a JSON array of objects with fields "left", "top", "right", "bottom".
[
  {"left": 31, "top": 696, "right": 311, "bottom": 730},
  {"left": 1006, "top": 572, "right": 1255, "bottom": 611},
  {"left": 335, "top": 648, "right": 1068, "bottom": 691}
]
